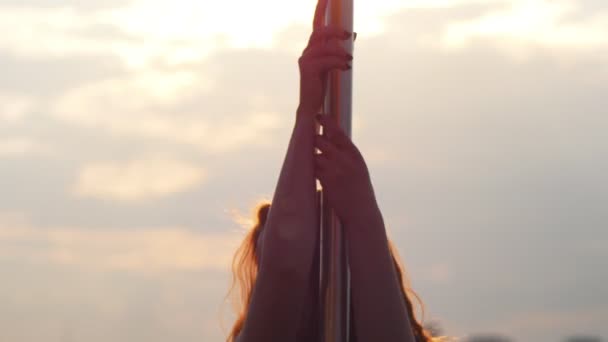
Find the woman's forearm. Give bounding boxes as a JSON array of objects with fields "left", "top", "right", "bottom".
[
  {"left": 239, "top": 111, "right": 319, "bottom": 342},
  {"left": 347, "top": 209, "right": 416, "bottom": 342},
  {"left": 260, "top": 110, "right": 318, "bottom": 275}
]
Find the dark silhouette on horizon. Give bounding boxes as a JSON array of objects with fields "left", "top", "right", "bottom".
[
  {"left": 465, "top": 335, "right": 512, "bottom": 342},
  {"left": 565, "top": 337, "right": 602, "bottom": 342}
]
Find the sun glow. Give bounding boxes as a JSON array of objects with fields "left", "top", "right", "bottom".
[
  {"left": 99, "top": 0, "right": 415, "bottom": 67},
  {"left": 102, "top": 0, "right": 314, "bottom": 66},
  {"left": 1, "top": 0, "right": 606, "bottom": 70}
]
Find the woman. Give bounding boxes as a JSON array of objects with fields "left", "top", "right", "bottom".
[{"left": 226, "top": 0, "right": 437, "bottom": 341}]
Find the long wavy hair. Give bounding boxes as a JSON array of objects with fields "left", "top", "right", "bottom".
[{"left": 225, "top": 200, "right": 442, "bottom": 342}]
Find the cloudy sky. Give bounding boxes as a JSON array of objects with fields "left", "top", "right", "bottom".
[{"left": 0, "top": 0, "right": 607, "bottom": 341}]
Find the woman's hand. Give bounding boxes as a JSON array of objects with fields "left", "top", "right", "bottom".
[
  {"left": 313, "top": 114, "right": 380, "bottom": 226},
  {"left": 298, "top": 0, "right": 352, "bottom": 116}
]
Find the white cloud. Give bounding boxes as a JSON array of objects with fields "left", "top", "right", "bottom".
[
  {"left": 51, "top": 71, "right": 281, "bottom": 153},
  {"left": 0, "top": 221, "right": 243, "bottom": 273},
  {"left": 0, "top": 93, "right": 32, "bottom": 122},
  {"left": 0, "top": 138, "right": 54, "bottom": 157},
  {"left": 0, "top": 8, "right": 119, "bottom": 56},
  {"left": 72, "top": 157, "right": 206, "bottom": 201},
  {"left": 442, "top": 0, "right": 608, "bottom": 54}
]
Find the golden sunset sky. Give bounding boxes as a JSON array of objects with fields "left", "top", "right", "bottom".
[{"left": 0, "top": 0, "right": 607, "bottom": 341}]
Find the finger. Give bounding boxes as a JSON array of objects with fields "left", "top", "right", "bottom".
[
  {"left": 315, "top": 167, "right": 327, "bottom": 185},
  {"left": 309, "top": 25, "right": 350, "bottom": 45},
  {"left": 309, "top": 56, "right": 351, "bottom": 73},
  {"left": 314, "top": 154, "right": 331, "bottom": 177},
  {"left": 303, "top": 41, "right": 351, "bottom": 60},
  {"left": 317, "top": 114, "right": 351, "bottom": 148},
  {"left": 314, "top": 134, "right": 341, "bottom": 158},
  {"left": 313, "top": 0, "right": 329, "bottom": 29}
]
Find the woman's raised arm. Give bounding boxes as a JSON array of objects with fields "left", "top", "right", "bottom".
[
  {"left": 314, "top": 114, "right": 417, "bottom": 342},
  {"left": 235, "top": 1, "right": 352, "bottom": 341},
  {"left": 235, "top": 113, "right": 318, "bottom": 342}
]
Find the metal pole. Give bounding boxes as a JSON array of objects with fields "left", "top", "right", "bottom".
[{"left": 319, "top": 0, "right": 353, "bottom": 341}]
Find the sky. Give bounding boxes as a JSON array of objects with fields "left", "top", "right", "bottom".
[{"left": 0, "top": 0, "right": 607, "bottom": 341}]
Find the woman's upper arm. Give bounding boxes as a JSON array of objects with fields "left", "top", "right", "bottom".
[
  {"left": 237, "top": 256, "right": 308, "bottom": 342},
  {"left": 236, "top": 79, "right": 319, "bottom": 342},
  {"left": 237, "top": 203, "right": 318, "bottom": 342}
]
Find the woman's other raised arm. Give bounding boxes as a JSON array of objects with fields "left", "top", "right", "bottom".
[{"left": 314, "top": 114, "right": 417, "bottom": 342}]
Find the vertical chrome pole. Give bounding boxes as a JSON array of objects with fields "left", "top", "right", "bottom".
[{"left": 319, "top": 0, "right": 353, "bottom": 341}]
